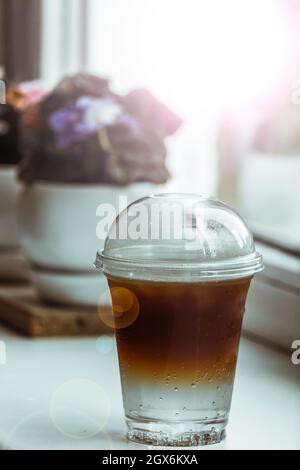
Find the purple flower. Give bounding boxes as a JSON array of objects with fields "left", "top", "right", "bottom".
[
  {"left": 49, "top": 95, "right": 124, "bottom": 148},
  {"left": 49, "top": 103, "right": 87, "bottom": 147},
  {"left": 48, "top": 95, "right": 142, "bottom": 149}
]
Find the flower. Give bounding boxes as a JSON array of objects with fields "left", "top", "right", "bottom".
[
  {"left": 49, "top": 95, "right": 139, "bottom": 148},
  {"left": 19, "top": 73, "right": 182, "bottom": 185},
  {"left": 79, "top": 96, "right": 121, "bottom": 130},
  {"left": 6, "top": 81, "right": 47, "bottom": 111}
]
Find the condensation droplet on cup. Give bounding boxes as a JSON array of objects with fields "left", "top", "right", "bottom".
[{"left": 174, "top": 387, "right": 178, "bottom": 392}]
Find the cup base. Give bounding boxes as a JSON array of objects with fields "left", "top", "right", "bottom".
[{"left": 126, "top": 417, "right": 226, "bottom": 447}]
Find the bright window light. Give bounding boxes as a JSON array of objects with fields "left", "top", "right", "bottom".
[{"left": 88, "top": 0, "right": 292, "bottom": 117}]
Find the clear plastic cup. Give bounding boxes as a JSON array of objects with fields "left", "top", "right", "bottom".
[{"left": 95, "top": 194, "right": 263, "bottom": 446}]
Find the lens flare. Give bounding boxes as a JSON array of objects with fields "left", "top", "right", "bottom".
[
  {"left": 96, "top": 335, "right": 115, "bottom": 354},
  {"left": 98, "top": 287, "right": 140, "bottom": 329},
  {"left": 50, "top": 379, "right": 110, "bottom": 439}
]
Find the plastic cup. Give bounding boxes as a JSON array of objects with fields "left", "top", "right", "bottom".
[{"left": 96, "top": 194, "right": 263, "bottom": 446}]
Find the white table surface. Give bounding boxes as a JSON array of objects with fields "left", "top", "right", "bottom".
[{"left": 0, "top": 325, "right": 299, "bottom": 450}]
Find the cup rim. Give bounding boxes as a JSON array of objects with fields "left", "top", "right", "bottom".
[{"left": 95, "top": 249, "right": 263, "bottom": 282}]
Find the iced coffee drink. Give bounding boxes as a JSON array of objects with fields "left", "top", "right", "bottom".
[{"left": 96, "top": 194, "right": 263, "bottom": 446}]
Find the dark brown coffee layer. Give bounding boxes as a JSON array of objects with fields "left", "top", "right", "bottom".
[{"left": 107, "top": 276, "right": 252, "bottom": 383}]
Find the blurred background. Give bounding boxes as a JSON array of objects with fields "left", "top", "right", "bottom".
[
  {"left": 0, "top": 0, "right": 299, "bottom": 347},
  {"left": 0, "top": 0, "right": 299, "bottom": 451},
  {"left": 1, "top": 0, "right": 300, "bottom": 210}
]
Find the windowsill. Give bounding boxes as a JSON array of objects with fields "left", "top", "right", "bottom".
[
  {"left": 0, "top": 325, "right": 298, "bottom": 450},
  {"left": 252, "top": 221, "right": 300, "bottom": 256},
  {"left": 243, "top": 241, "right": 300, "bottom": 349}
]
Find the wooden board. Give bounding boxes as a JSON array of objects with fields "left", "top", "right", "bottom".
[{"left": 0, "top": 285, "right": 112, "bottom": 337}]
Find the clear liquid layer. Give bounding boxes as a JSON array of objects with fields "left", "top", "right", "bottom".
[
  {"left": 123, "top": 379, "right": 233, "bottom": 422},
  {"left": 122, "top": 379, "right": 232, "bottom": 446}
]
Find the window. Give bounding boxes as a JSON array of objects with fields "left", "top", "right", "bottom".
[{"left": 40, "top": 0, "right": 300, "bottom": 245}]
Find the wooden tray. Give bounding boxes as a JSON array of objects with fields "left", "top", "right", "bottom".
[{"left": 0, "top": 285, "right": 112, "bottom": 337}]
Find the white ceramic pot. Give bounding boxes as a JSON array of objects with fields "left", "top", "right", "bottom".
[
  {"left": 18, "top": 181, "right": 159, "bottom": 305},
  {"left": 0, "top": 165, "right": 21, "bottom": 247},
  {"left": 29, "top": 267, "right": 110, "bottom": 307},
  {"left": 19, "top": 181, "right": 158, "bottom": 271}
]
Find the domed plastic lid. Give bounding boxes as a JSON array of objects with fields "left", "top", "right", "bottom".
[{"left": 95, "top": 194, "right": 263, "bottom": 281}]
